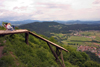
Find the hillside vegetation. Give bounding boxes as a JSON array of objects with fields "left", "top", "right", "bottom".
[
  {"left": 19, "top": 22, "right": 100, "bottom": 37},
  {"left": 0, "top": 26, "right": 100, "bottom": 67}
]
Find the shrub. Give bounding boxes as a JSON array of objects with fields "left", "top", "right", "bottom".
[{"left": 0, "top": 55, "right": 14, "bottom": 67}]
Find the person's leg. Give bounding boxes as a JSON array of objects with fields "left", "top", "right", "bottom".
[
  {"left": 11, "top": 28, "right": 14, "bottom": 31},
  {"left": 12, "top": 25, "right": 15, "bottom": 30},
  {"left": 7, "top": 27, "right": 14, "bottom": 31}
]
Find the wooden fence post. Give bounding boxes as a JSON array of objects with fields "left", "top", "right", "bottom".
[
  {"left": 47, "top": 42, "right": 64, "bottom": 67},
  {"left": 60, "top": 50, "right": 66, "bottom": 67},
  {"left": 25, "top": 32, "right": 29, "bottom": 45}
]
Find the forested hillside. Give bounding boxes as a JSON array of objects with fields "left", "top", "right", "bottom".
[
  {"left": 19, "top": 22, "right": 66, "bottom": 37},
  {"left": 0, "top": 26, "right": 100, "bottom": 67},
  {"left": 19, "top": 22, "right": 100, "bottom": 37}
]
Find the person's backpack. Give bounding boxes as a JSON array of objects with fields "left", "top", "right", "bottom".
[{"left": 5, "top": 25, "right": 8, "bottom": 29}]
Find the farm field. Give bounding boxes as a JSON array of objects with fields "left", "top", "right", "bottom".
[{"left": 53, "top": 31, "right": 100, "bottom": 48}]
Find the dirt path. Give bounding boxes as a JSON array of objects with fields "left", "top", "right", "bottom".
[
  {"left": 93, "top": 43, "right": 100, "bottom": 46},
  {"left": 0, "top": 46, "right": 4, "bottom": 58}
]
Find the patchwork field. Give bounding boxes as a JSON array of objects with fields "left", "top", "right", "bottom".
[{"left": 53, "top": 31, "right": 100, "bottom": 48}]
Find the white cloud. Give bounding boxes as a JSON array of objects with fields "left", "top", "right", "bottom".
[
  {"left": 0, "top": 0, "right": 100, "bottom": 21},
  {"left": 1, "top": 0, "right": 35, "bottom": 13}
]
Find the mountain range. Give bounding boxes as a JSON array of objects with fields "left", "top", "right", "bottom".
[{"left": 0, "top": 20, "right": 100, "bottom": 26}]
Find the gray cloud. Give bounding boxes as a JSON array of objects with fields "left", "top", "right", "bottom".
[
  {"left": 0, "top": 8, "right": 33, "bottom": 21},
  {"left": 0, "top": 14, "right": 33, "bottom": 21},
  {"left": 0, "top": 0, "right": 5, "bottom": 7},
  {"left": 36, "top": 3, "right": 71, "bottom": 9},
  {"left": 93, "top": 0, "right": 100, "bottom": 4},
  {"left": 13, "top": 6, "right": 28, "bottom": 11}
]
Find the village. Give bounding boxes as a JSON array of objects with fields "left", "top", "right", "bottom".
[
  {"left": 73, "top": 30, "right": 97, "bottom": 39},
  {"left": 77, "top": 45, "right": 100, "bottom": 58},
  {"left": 71, "top": 31, "right": 100, "bottom": 58}
]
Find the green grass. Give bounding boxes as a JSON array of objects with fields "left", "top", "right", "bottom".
[
  {"left": 0, "top": 26, "right": 100, "bottom": 67},
  {"left": 61, "top": 31, "right": 100, "bottom": 48},
  {"left": 67, "top": 36, "right": 91, "bottom": 41},
  {"left": 0, "top": 34, "right": 58, "bottom": 67},
  {"left": 51, "top": 31, "right": 100, "bottom": 49},
  {"left": 79, "top": 31, "right": 95, "bottom": 36}
]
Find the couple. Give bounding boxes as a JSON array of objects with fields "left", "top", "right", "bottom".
[{"left": 4, "top": 23, "right": 15, "bottom": 31}]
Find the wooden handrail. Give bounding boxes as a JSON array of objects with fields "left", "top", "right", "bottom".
[
  {"left": 0, "top": 30, "right": 69, "bottom": 52},
  {"left": 29, "top": 31, "right": 69, "bottom": 52}
]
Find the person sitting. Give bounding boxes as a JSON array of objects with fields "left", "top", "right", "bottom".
[
  {"left": 2, "top": 23, "right": 8, "bottom": 30},
  {"left": 2, "top": 23, "right": 7, "bottom": 29},
  {"left": 6, "top": 23, "right": 14, "bottom": 31}
]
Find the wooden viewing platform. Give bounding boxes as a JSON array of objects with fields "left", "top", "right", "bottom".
[
  {"left": 0, "top": 29, "right": 29, "bottom": 35},
  {"left": 0, "top": 29, "right": 69, "bottom": 67}
]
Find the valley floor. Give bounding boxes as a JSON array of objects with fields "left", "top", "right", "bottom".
[{"left": 52, "top": 30, "right": 100, "bottom": 58}]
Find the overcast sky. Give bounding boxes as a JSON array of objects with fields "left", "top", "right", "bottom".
[{"left": 0, "top": 0, "right": 100, "bottom": 21}]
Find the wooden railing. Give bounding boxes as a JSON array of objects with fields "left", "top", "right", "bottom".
[{"left": 0, "top": 29, "right": 69, "bottom": 67}]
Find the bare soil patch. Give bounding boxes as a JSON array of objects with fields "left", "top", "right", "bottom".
[{"left": 93, "top": 43, "right": 100, "bottom": 46}]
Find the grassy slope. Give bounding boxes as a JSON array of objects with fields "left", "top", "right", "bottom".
[
  {"left": 0, "top": 34, "right": 60, "bottom": 67},
  {"left": 0, "top": 32, "right": 75, "bottom": 66},
  {"left": 0, "top": 26, "right": 100, "bottom": 67}
]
